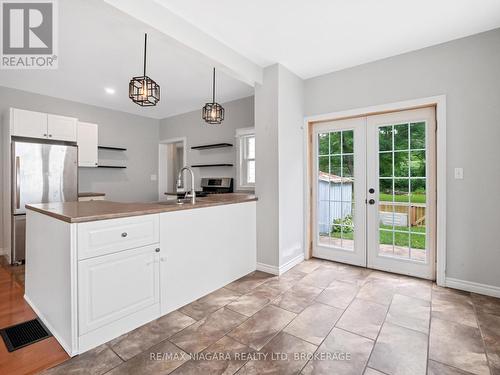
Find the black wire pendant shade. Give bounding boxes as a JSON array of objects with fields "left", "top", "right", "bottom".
[
  {"left": 202, "top": 68, "right": 225, "bottom": 124},
  {"left": 129, "top": 34, "right": 160, "bottom": 107}
]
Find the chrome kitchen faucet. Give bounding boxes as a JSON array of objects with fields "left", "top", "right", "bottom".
[{"left": 177, "top": 166, "right": 196, "bottom": 204}]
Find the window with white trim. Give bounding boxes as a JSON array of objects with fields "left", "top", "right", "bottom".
[{"left": 236, "top": 128, "right": 255, "bottom": 189}]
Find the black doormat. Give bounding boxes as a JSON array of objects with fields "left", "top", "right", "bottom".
[{"left": 0, "top": 318, "right": 52, "bottom": 352}]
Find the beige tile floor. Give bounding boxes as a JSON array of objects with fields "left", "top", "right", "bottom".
[{"left": 41, "top": 259, "right": 500, "bottom": 375}]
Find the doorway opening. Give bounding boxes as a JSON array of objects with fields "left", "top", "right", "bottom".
[
  {"left": 158, "top": 137, "right": 187, "bottom": 201},
  {"left": 309, "top": 106, "right": 437, "bottom": 280}
]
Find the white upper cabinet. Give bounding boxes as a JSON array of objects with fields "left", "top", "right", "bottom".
[
  {"left": 10, "top": 108, "right": 77, "bottom": 142},
  {"left": 77, "top": 122, "right": 98, "bottom": 167},
  {"left": 47, "top": 114, "right": 77, "bottom": 142},
  {"left": 11, "top": 108, "right": 48, "bottom": 139}
]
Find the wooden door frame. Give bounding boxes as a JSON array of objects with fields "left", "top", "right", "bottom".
[{"left": 303, "top": 95, "right": 446, "bottom": 285}]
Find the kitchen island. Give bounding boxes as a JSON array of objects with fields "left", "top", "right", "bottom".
[{"left": 24, "top": 194, "right": 257, "bottom": 356}]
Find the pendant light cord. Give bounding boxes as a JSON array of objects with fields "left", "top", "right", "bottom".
[
  {"left": 212, "top": 67, "right": 216, "bottom": 104},
  {"left": 143, "top": 33, "right": 147, "bottom": 77}
]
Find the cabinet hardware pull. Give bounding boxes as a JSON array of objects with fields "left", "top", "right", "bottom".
[
  {"left": 121, "top": 232, "right": 128, "bottom": 237},
  {"left": 48, "top": 134, "right": 52, "bottom": 137},
  {"left": 155, "top": 248, "right": 160, "bottom": 253},
  {"left": 160, "top": 257, "right": 166, "bottom": 262}
]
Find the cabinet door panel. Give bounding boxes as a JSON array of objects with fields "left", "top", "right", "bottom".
[
  {"left": 47, "top": 114, "right": 77, "bottom": 141},
  {"left": 11, "top": 108, "right": 48, "bottom": 139},
  {"left": 78, "top": 245, "right": 159, "bottom": 335},
  {"left": 77, "top": 122, "right": 98, "bottom": 167}
]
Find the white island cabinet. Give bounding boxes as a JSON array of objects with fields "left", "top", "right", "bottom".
[{"left": 24, "top": 198, "right": 256, "bottom": 356}]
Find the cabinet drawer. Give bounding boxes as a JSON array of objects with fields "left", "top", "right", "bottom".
[
  {"left": 77, "top": 214, "right": 159, "bottom": 260},
  {"left": 78, "top": 245, "right": 160, "bottom": 335}
]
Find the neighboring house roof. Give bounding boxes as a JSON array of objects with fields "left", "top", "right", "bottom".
[{"left": 318, "top": 172, "right": 353, "bottom": 183}]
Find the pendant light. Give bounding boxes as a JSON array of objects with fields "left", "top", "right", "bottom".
[
  {"left": 202, "top": 68, "right": 225, "bottom": 124},
  {"left": 129, "top": 33, "right": 160, "bottom": 106}
]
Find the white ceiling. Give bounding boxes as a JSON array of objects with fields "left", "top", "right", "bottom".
[
  {"left": 2, "top": 1, "right": 500, "bottom": 119},
  {"left": 0, "top": 0, "right": 254, "bottom": 119},
  {"left": 155, "top": 0, "right": 500, "bottom": 78}
]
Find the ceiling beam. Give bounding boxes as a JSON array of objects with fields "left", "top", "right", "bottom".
[{"left": 104, "top": 0, "right": 263, "bottom": 86}]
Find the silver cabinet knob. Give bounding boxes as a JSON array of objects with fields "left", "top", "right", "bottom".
[{"left": 121, "top": 232, "right": 128, "bottom": 237}]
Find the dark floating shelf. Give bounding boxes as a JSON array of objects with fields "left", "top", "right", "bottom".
[
  {"left": 97, "top": 165, "right": 127, "bottom": 169},
  {"left": 191, "top": 163, "right": 234, "bottom": 168},
  {"left": 191, "top": 143, "right": 233, "bottom": 150},
  {"left": 98, "top": 146, "right": 127, "bottom": 151}
]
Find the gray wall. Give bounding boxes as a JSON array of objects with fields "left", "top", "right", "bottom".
[
  {"left": 159, "top": 96, "right": 254, "bottom": 190},
  {"left": 254, "top": 64, "right": 304, "bottom": 270},
  {"left": 255, "top": 66, "right": 280, "bottom": 267},
  {"left": 0, "top": 86, "right": 160, "bottom": 249},
  {"left": 305, "top": 28, "right": 500, "bottom": 287}
]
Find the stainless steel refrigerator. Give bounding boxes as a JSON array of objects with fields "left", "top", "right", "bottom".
[{"left": 11, "top": 140, "right": 78, "bottom": 263}]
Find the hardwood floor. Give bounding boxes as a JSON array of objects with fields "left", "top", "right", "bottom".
[{"left": 0, "top": 259, "right": 68, "bottom": 375}]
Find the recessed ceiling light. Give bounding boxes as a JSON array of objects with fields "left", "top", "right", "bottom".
[{"left": 105, "top": 87, "right": 116, "bottom": 95}]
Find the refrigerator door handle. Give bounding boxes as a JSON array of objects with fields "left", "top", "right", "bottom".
[{"left": 15, "top": 156, "right": 20, "bottom": 209}]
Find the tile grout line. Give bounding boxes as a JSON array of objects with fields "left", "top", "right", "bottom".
[
  {"left": 296, "top": 269, "right": 376, "bottom": 374},
  {"left": 470, "top": 294, "right": 494, "bottom": 374},
  {"left": 361, "top": 285, "right": 394, "bottom": 375},
  {"left": 426, "top": 283, "right": 435, "bottom": 375}
]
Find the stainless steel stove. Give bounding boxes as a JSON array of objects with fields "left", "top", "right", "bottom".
[{"left": 200, "top": 177, "right": 233, "bottom": 195}]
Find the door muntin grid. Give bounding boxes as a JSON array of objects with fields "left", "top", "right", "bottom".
[
  {"left": 317, "top": 129, "right": 355, "bottom": 251},
  {"left": 377, "top": 121, "right": 428, "bottom": 262}
]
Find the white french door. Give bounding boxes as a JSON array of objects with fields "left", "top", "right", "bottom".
[
  {"left": 312, "top": 107, "right": 436, "bottom": 279},
  {"left": 312, "top": 117, "right": 367, "bottom": 267}
]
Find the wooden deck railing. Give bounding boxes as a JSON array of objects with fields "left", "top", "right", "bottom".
[{"left": 379, "top": 201, "right": 426, "bottom": 226}]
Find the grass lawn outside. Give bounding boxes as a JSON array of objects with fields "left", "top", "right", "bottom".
[
  {"left": 331, "top": 224, "right": 426, "bottom": 249},
  {"left": 379, "top": 193, "right": 426, "bottom": 204}
]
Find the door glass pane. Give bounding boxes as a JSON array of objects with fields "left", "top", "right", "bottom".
[
  {"left": 394, "top": 123, "right": 409, "bottom": 150},
  {"left": 410, "top": 122, "right": 425, "bottom": 149},
  {"left": 410, "top": 151, "right": 426, "bottom": 177},
  {"left": 318, "top": 156, "right": 329, "bottom": 173},
  {"left": 394, "top": 152, "right": 409, "bottom": 177},
  {"left": 317, "top": 129, "right": 355, "bottom": 252},
  {"left": 377, "top": 122, "right": 428, "bottom": 262},
  {"left": 330, "top": 155, "right": 342, "bottom": 176},
  {"left": 342, "top": 130, "right": 354, "bottom": 153},
  {"left": 330, "top": 132, "right": 341, "bottom": 154},
  {"left": 342, "top": 155, "right": 354, "bottom": 177},
  {"left": 318, "top": 133, "right": 329, "bottom": 155},
  {"left": 379, "top": 126, "right": 393, "bottom": 151},
  {"left": 379, "top": 152, "right": 393, "bottom": 177}
]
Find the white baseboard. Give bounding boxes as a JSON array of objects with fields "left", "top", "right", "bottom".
[
  {"left": 257, "top": 253, "right": 304, "bottom": 276},
  {"left": 256, "top": 262, "right": 279, "bottom": 275},
  {"left": 24, "top": 295, "right": 74, "bottom": 356},
  {"left": 279, "top": 254, "right": 304, "bottom": 274},
  {"left": 445, "top": 277, "right": 500, "bottom": 298}
]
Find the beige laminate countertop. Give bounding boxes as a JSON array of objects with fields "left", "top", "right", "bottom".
[{"left": 26, "top": 193, "right": 257, "bottom": 223}]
